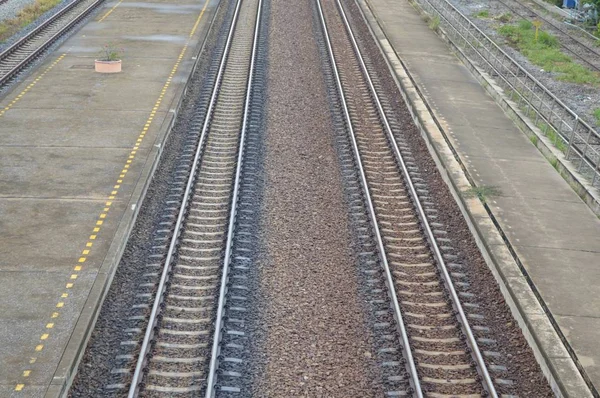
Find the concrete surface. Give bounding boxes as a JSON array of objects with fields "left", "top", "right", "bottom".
[
  {"left": 358, "top": 0, "right": 600, "bottom": 395},
  {"left": 0, "top": 0, "right": 218, "bottom": 395}
]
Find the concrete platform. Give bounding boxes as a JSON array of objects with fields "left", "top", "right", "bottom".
[
  {"left": 0, "top": 0, "right": 218, "bottom": 395},
  {"left": 358, "top": 0, "right": 600, "bottom": 395}
]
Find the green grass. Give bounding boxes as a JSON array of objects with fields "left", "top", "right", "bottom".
[
  {"left": 429, "top": 15, "right": 440, "bottom": 31},
  {"left": 530, "top": 135, "right": 539, "bottom": 146},
  {"left": 594, "top": 108, "right": 600, "bottom": 126},
  {"left": 496, "top": 12, "right": 512, "bottom": 23},
  {"left": 476, "top": 10, "right": 490, "bottom": 18},
  {"left": 463, "top": 185, "right": 502, "bottom": 204},
  {"left": 498, "top": 20, "right": 600, "bottom": 85},
  {"left": 0, "top": 0, "right": 62, "bottom": 42}
]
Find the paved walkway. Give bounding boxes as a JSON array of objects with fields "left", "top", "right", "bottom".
[
  {"left": 361, "top": 0, "right": 600, "bottom": 394},
  {"left": 0, "top": 0, "right": 217, "bottom": 395}
]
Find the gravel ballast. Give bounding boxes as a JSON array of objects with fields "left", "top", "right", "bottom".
[
  {"left": 341, "top": 0, "right": 555, "bottom": 394},
  {"left": 448, "top": 0, "right": 600, "bottom": 130},
  {"left": 249, "top": 0, "right": 380, "bottom": 395}
]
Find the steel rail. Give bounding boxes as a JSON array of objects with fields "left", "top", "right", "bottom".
[
  {"left": 126, "top": 0, "right": 245, "bottom": 394},
  {"left": 494, "top": 0, "right": 600, "bottom": 73},
  {"left": 315, "top": 0, "right": 423, "bottom": 395},
  {"left": 320, "top": 0, "right": 500, "bottom": 395},
  {"left": 416, "top": 0, "right": 600, "bottom": 186},
  {"left": 0, "top": 0, "right": 103, "bottom": 86},
  {"left": 204, "top": 0, "right": 262, "bottom": 394},
  {"left": 336, "top": 0, "right": 499, "bottom": 394}
]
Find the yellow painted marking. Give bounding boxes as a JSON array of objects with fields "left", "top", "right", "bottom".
[
  {"left": 29, "top": 358, "right": 36, "bottom": 364},
  {"left": 98, "top": 0, "right": 124, "bottom": 22},
  {"left": 15, "top": 0, "right": 211, "bottom": 389},
  {"left": 23, "top": 370, "right": 31, "bottom": 377},
  {"left": 0, "top": 54, "right": 66, "bottom": 119},
  {"left": 61, "top": 293, "right": 68, "bottom": 298}
]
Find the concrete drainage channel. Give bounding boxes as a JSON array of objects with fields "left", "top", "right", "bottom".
[{"left": 69, "top": 0, "right": 558, "bottom": 395}]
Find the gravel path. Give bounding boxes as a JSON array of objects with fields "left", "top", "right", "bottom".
[
  {"left": 250, "top": 0, "right": 379, "bottom": 395},
  {"left": 448, "top": 0, "right": 600, "bottom": 129}
]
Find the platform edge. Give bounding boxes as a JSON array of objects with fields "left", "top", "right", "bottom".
[
  {"left": 356, "top": 0, "right": 594, "bottom": 397},
  {"left": 43, "top": 2, "right": 221, "bottom": 396}
]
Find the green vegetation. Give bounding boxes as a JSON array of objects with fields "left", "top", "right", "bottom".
[
  {"left": 496, "top": 12, "right": 513, "bottom": 23},
  {"left": 0, "top": 0, "right": 62, "bottom": 42},
  {"left": 476, "top": 10, "right": 490, "bottom": 18},
  {"left": 593, "top": 108, "right": 600, "bottom": 126},
  {"left": 498, "top": 20, "right": 600, "bottom": 85},
  {"left": 530, "top": 135, "right": 539, "bottom": 146},
  {"left": 429, "top": 15, "right": 440, "bottom": 31},
  {"left": 463, "top": 185, "right": 502, "bottom": 204}
]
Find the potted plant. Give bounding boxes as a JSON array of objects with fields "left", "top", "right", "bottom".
[{"left": 95, "top": 43, "right": 124, "bottom": 73}]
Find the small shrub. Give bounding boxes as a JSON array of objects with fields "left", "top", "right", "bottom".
[{"left": 476, "top": 10, "right": 490, "bottom": 18}]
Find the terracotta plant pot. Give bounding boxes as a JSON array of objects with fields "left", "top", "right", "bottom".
[{"left": 95, "top": 59, "right": 122, "bottom": 73}]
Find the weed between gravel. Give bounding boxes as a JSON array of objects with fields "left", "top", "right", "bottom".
[
  {"left": 463, "top": 185, "right": 502, "bottom": 203},
  {"left": 498, "top": 19, "right": 600, "bottom": 85},
  {"left": 594, "top": 108, "right": 600, "bottom": 125},
  {"left": 0, "top": 0, "right": 62, "bottom": 42}
]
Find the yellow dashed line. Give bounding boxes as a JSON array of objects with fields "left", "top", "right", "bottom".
[
  {"left": 0, "top": 54, "right": 66, "bottom": 120},
  {"left": 23, "top": 370, "right": 31, "bottom": 377},
  {"left": 14, "top": 0, "right": 211, "bottom": 391},
  {"left": 97, "top": 0, "right": 124, "bottom": 22}
]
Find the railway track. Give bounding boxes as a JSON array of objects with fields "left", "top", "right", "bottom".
[
  {"left": 317, "top": 0, "right": 504, "bottom": 395},
  {"left": 0, "top": 0, "right": 103, "bottom": 87},
  {"left": 126, "top": 0, "right": 262, "bottom": 395},
  {"left": 494, "top": 0, "right": 600, "bottom": 73}
]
